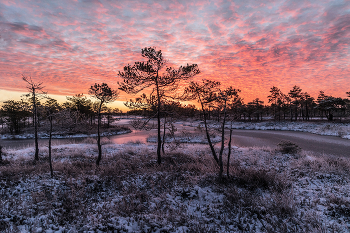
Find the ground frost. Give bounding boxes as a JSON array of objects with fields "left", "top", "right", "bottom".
[{"left": 1, "top": 141, "right": 350, "bottom": 232}]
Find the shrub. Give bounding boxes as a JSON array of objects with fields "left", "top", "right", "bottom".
[
  {"left": 277, "top": 140, "right": 301, "bottom": 154},
  {"left": 327, "top": 195, "right": 350, "bottom": 218}
]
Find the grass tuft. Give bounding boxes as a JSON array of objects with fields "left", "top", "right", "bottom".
[{"left": 277, "top": 140, "right": 302, "bottom": 154}]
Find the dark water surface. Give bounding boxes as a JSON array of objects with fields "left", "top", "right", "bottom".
[
  {"left": 1, "top": 120, "right": 350, "bottom": 158},
  {"left": 230, "top": 129, "right": 350, "bottom": 157}
]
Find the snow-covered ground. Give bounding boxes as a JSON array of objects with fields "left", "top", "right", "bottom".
[
  {"left": 0, "top": 129, "right": 131, "bottom": 140},
  {"left": 1, "top": 139, "right": 350, "bottom": 232},
  {"left": 182, "top": 120, "right": 350, "bottom": 140},
  {"left": 3, "top": 119, "right": 350, "bottom": 142},
  {"left": 227, "top": 121, "right": 350, "bottom": 140}
]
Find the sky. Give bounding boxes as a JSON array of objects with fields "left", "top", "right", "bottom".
[{"left": 0, "top": 0, "right": 350, "bottom": 111}]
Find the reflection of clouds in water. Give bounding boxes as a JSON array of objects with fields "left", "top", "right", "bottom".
[
  {"left": 1, "top": 119, "right": 201, "bottom": 148},
  {"left": 111, "top": 120, "right": 201, "bottom": 144},
  {"left": 0, "top": 138, "right": 86, "bottom": 150},
  {"left": 110, "top": 132, "right": 151, "bottom": 144}
]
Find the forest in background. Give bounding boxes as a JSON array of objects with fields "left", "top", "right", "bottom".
[{"left": 1, "top": 82, "right": 350, "bottom": 135}]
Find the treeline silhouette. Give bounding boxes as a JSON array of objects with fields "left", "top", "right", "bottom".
[
  {"left": 2, "top": 85, "right": 349, "bottom": 135},
  {"left": 0, "top": 93, "right": 123, "bottom": 135},
  {"left": 1, "top": 80, "right": 350, "bottom": 136},
  {"left": 127, "top": 86, "right": 350, "bottom": 123}
]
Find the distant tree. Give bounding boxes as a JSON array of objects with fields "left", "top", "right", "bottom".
[
  {"left": 247, "top": 98, "right": 264, "bottom": 121},
  {"left": 89, "top": 83, "right": 119, "bottom": 166},
  {"left": 1, "top": 100, "right": 30, "bottom": 134},
  {"left": 288, "top": 86, "right": 302, "bottom": 121},
  {"left": 22, "top": 75, "right": 46, "bottom": 162},
  {"left": 300, "top": 92, "right": 314, "bottom": 121},
  {"left": 112, "top": 108, "right": 123, "bottom": 119},
  {"left": 280, "top": 93, "right": 291, "bottom": 120},
  {"left": 268, "top": 86, "right": 283, "bottom": 121},
  {"left": 104, "top": 107, "right": 113, "bottom": 128},
  {"left": 228, "top": 97, "right": 244, "bottom": 120},
  {"left": 64, "top": 94, "right": 93, "bottom": 124},
  {"left": 317, "top": 95, "right": 346, "bottom": 121},
  {"left": 317, "top": 91, "right": 327, "bottom": 119},
  {"left": 118, "top": 47, "right": 200, "bottom": 164},
  {"left": 181, "top": 104, "right": 198, "bottom": 118}
]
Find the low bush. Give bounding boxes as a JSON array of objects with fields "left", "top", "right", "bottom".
[
  {"left": 277, "top": 140, "right": 301, "bottom": 154},
  {"left": 228, "top": 167, "right": 290, "bottom": 192}
]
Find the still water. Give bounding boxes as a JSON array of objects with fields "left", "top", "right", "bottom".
[
  {"left": 0, "top": 131, "right": 154, "bottom": 149},
  {"left": 0, "top": 119, "right": 184, "bottom": 149}
]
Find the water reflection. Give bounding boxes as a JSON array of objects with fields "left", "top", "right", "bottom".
[
  {"left": 0, "top": 138, "right": 87, "bottom": 150},
  {"left": 0, "top": 119, "right": 196, "bottom": 149}
]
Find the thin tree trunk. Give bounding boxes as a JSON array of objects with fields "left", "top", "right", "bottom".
[
  {"left": 219, "top": 99, "right": 227, "bottom": 180},
  {"left": 201, "top": 102, "right": 219, "bottom": 165},
  {"left": 227, "top": 122, "right": 233, "bottom": 178},
  {"left": 162, "top": 116, "right": 166, "bottom": 155},
  {"left": 49, "top": 116, "right": 53, "bottom": 178},
  {"left": 33, "top": 92, "right": 39, "bottom": 162},
  {"left": 278, "top": 106, "right": 281, "bottom": 121},
  {"left": 155, "top": 76, "right": 162, "bottom": 164},
  {"left": 96, "top": 103, "right": 103, "bottom": 166}
]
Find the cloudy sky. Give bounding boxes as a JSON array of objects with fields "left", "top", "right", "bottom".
[{"left": 1, "top": 0, "right": 349, "bottom": 108}]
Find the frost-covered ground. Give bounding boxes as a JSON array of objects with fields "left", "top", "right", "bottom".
[
  {"left": 229, "top": 121, "right": 350, "bottom": 139},
  {"left": 0, "top": 129, "right": 131, "bottom": 140},
  {"left": 183, "top": 120, "right": 350, "bottom": 140},
  {"left": 1, "top": 138, "right": 350, "bottom": 233}
]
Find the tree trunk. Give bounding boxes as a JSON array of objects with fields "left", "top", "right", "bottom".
[
  {"left": 227, "top": 122, "right": 233, "bottom": 178},
  {"left": 162, "top": 116, "right": 166, "bottom": 155},
  {"left": 201, "top": 102, "right": 219, "bottom": 165},
  {"left": 155, "top": 76, "right": 162, "bottom": 164},
  {"left": 219, "top": 99, "right": 227, "bottom": 180},
  {"left": 278, "top": 106, "right": 281, "bottom": 121},
  {"left": 33, "top": 91, "right": 39, "bottom": 161},
  {"left": 96, "top": 102, "right": 103, "bottom": 166},
  {"left": 49, "top": 116, "right": 53, "bottom": 178}
]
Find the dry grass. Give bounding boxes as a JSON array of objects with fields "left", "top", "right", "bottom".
[
  {"left": 1, "top": 143, "right": 350, "bottom": 232},
  {"left": 290, "top": 152, "right": 350, "bottom": 176}
]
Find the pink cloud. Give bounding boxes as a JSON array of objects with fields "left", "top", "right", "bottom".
[{"left": 0, "top": 0, "right": 349, "bottom": 104}]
